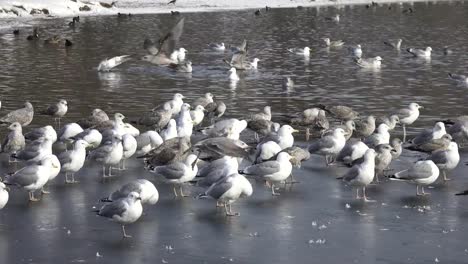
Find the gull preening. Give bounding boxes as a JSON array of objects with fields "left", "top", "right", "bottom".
[
  {"left": 383, "top": 38, "right": 402, "bottom": 49},
  {"left": 208, "top": 42, "right": 225, "bottom": 51},
  {"left": 325, "top": 14, "right": 340, "bottom": 22}
]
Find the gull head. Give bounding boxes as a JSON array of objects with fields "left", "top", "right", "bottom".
[
  {"left": 322, "top": 38, "right": 330, "bottom": 45},
  {"left": 426, "top": 47, "right": 432, "bottom": 52},
  {"left": 114, "top": 113, "right": 125, "bottom": 121},
  {"left": 128, "top": 192, "right": 142, "bottom": 201},
  {"left": 179, "top": 48, "right": 188, "bottom": 53},
  {"left": 181, "top": 103, "right": 191, "bottom": 111},
  {"left": 253, "top": 58, "right": 260, "bottom": 63},
  {"left": 141, "top": 54, "right": 154, "bottom": 62},
  {"left": 335, "top": 128, "right": 347, "bottom": 137},
  {"left": 375, "top": 56, "right": 383, "bottom": 61},
  {"left": 8, "top": 122, "right": 21, "bottom": 131},
  {"left": 434, "top": 122, "right": 445, "bottom": 132},
  {"left": 409, "top": 102, "right": 423, "bottom": 110},
  {"left": 174, "top": 93, "right": 185, "bottom": 100},
  {"left": 59, "top": 99, "right": 68, "bottom": 106},
  {"left": 304, "top": 47, "right": 311, "bottom": 54},
  {"left": 229, "top": 67, "right": 237, "bottom": 73},
  {"left": 195, "top": 105, "right": 205, "bottom": 112}
]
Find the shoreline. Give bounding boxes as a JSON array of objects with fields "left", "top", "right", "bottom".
[{"left": 0, "top": 0, "right": 453, "bottom": 30}]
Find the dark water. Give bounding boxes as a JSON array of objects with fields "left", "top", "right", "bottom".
[{"left": 1, "top": 1, "right": 468, "bottom": 263}]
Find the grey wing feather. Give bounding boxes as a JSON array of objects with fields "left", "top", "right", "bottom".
[
  {"left": 407, "top": 162, "right": 434, "bottom": 179},
  {"left": 206, "top": 178, "right": 233, "bottom": 199},
  {"left": 158, "top": 17, "right": 185, "bottom": 56},
  {"left": 45, "top": 104, "right": 59, "bottom": 115},
  {"left": 308, "top": 136, "right": 335, "bottom": 153},
  {"left": 245, "top": 161, "right": 281, "bottom": 175},
  {"left": 144, "top": 38, "right": 159, "bottom": 55},
  {"left": 427, "top": 150, "right": 448, "bottom": 165},
  {"left": 110, "top": 182, "right": 142, "bottom": 200},
  {"left": 58, "top": 151, "right": 73, "bottom": 165},
  {"left": 343, "top": 166, "right": 360, "bottom": 182},
  {"left": 98, "top": 200, "right": 127, "bottom": 218},
  {"left": 6, "top": 165, "right": 39, "bottom": 187},
  {"left": 397, "top": 108, "right": 412, "bottom": 119},
  {"left": 154, "top": 163, "right": 185, "bottom": 179}
]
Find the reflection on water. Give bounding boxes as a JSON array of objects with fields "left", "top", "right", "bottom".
[{"left": 1, "top": 1, "right": 468, "bottom": 263}]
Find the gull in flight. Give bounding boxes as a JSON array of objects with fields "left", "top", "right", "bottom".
[{"left": 142, "top": 18, "right": 185, "bottom": 65}]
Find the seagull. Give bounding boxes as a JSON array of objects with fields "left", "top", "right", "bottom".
[
  {"left": 339, "top": 149, "right": 376, "bottom": 201},
  {"left": 150, "top": 154, "right": 198, "bottom": 197},
  {"left": 383, "top": 38, "right": 402, "bottom": 49},
  {"left": 58, "top": 139, "right": 88, "bottom": 183},
  {"left": 325, "top": 14, "right": 340, "bottom": 22},
  {"left": 258, "top": 124, "right": 298, "bottom": 149},
  {"left": 170, "top": 47, "right": 187, "bottom": 62},
  {"left": 283, "top": 77, "right": 294, "bottom": 90},
  {"left": 208, "top": 42, "right": 225, "bottom": 51},
  {"left": 40, "top": 154, "right": 61, "bottom": 194},
  {"left": 0, "top": 182, "right": 8, "bottom": 209},
  {"left": 194, "top": 156, "right": 239, "bottom": 188},
  {"left": 121, "top": 134, "right": 137, "bottom": 170},
  {"left": 336, "top": 139, "right": 369, "bottom": 166},
  {"left": 224, "top": 40, "right": 249, "bottom": 70},
  {"left": 426, "top": 142, "right": 460, "bottom": 181},
  {"left": 377, "top": 115, "right": 400, "bottom": 131},
  {"left": 1, "top": 122, "right": 25, "bottom": 162},
  {"left": 448, "top": 73, "right": 468, "bottom": 84},
  {"left": 406, "top": 134, "right": 452, "bottom": 153},
  {"left": 13, "top": 135, "right": 54, "bottom": 163},
  {"left": 96, "top": 192, "right": 143, "bottom": 238},
  {"left": 77, "top": 108, "right": 110, "bottom": 129},
  {"left": 318, "top": 104, "right": 359, "bottom": 122},
  {"left": 88, "top": 135, "right": 123, "bottom": 178},
  {"left": 135, "top": 130, "right": 163, "bottom": 156},
  {"left": 101, "top": 179, "right": 159, "bottom": 205},
  {"left": 228, "top": 67, "right": 240, "bottom": 81},
  {"left": 140, "top": 136, "right": 191, "bottom": 166},
  {"left": 308, "top": 128, "right": 347, "bottom": 165},
  {"left": 251, "top": 106, "right": 272, "bottom": 121},
  {"left": 136, "top": 103, "right": 173, "bottom": 130},
  {"left": 241, "top": 152, "right": 292, "bottom": 195},
  {"left": 160, "top": 119, "right": 178, "bottom": 141},
  {"left": 364, "top": 124, "right": 390, "bottom": 148},
  {"left": 349, "top": 44, "right": 362, "bottom": 58},
  {"left": 249, "top": 58, "right": 260, "bottom": 69},
  {"left": 390, "top": 138, "right": 403, "bottom": 160},
  {"left": 97, "top": 55, "right": 131, "bottom": 72},
  {"left": 255, "top": 141, "right": 282, "bottom": 163},
  {"left": 322, "top": 38, "right": 344, "bottom": 47},
  {"left": 190, "top": 105, "right": 205, "bottom": 126},
  {"left": 389, "top": 160, "right": 439, "bottom": 196},
  {"left": 0, "top": 101, "right": 34, "bottom": 127},
  {"left": 198, "top": 173, "right": 252, "bottom": 216},
  {"left": 4, "top": 155, "right": 59, "bottom": 202},
  {"left": 176, "top": 103, "right": 194, "bottom": 138},
  {"left": 193, "top": 93, "right": 214, "bottom": 107},
  {"left": 287, "top": 47, "right": 310, "bottom": 56},
  {"left": 355, "top": 56, "right": 382, "bottom": 69},
  {"left": 168, "top": 61, "right": 192, "bottom": 73},
  {"left": 407, "top": 47, "right": 432, "bottom": 58},
  {"left": 354, "top": 115, "right": 376, "bottom": 138},
  {"left": 396, "top": 102, "right": 423, "bottom": 142},
  {"left": 142, "top": 18, "right": 185, "bottom": 65},
  {"left": 71, "top": 129, "right": 102, "bottom": 149},
  {"left": 40, "top": 99, "right": 68, "bottom": 128},
  {"left": 408, "top": 122, "right": 446, "bottom": 146}
]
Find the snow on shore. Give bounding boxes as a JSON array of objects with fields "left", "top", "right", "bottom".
[{"left": 0, "top": 0, "right": 429, "bottom": 19}]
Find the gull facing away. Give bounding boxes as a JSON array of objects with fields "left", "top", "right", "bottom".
[
  {"left": 396, "top": 102, "right": 423, "bottom": 142},
  {"left": 101, "top": 179, "right": 159, "bottom": 205},
  {"left": 1, "top": 122, "right": 25, "bottom": 162},
  {"left": 355, "top": 56, "right": 382, "bottom": 69},
  {"left": 58, "top": 139, "right": 88, "bottom": 183},
  {"left": 198, "top": 173, "right": 253, "bottom": 216},
  {"left": 0, "top": 101, "right": 34, "bottom": 127},
  {"left": 142, "top": 18, "right": 185, "bottom": 65},
  {"left": 339, "top": 149, "right": 376, "bottom": 201},
  {"left": 96, "top": 192, "right": 143, "bottom": 238},
  {"left": 389, "top": 160, "right": 439, "bottom": 196},
  {"left": 408, "top": 122, "right": 446, "bottom": 146},
  {"left": 97, "top": 55, "right": 131, "bottom": 72},
  {"left": 383, "top": 38, "right": 402, "bottom": 49},
  {"left": 407, "top": 47, "right": 432, "bottom": 58},
  {"left": 228, "top": 67, "right": 240, "bottom": 81}
]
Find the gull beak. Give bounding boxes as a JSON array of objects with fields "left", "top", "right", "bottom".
[
  {"left": 137, "top": 197, "right": 142, "bottom": 201},
  {"left": 5, "top": 186, "right": 10, "bottom": 191},
  {"left": 390, "top": 148, "right": 397, "bottom": 154},
  {"left": 419, "top": 105, "right": 424, "bottom": 109},
  {"left": 292, "top": 129, "right": 299, "bottom": 133}
]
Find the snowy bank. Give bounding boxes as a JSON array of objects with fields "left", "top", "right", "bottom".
[{"left": 0, "top": 0, "right": 436, "bottom": 19}]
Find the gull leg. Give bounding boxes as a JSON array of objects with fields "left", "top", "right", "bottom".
[
  {"left": 179, "top": 186, "right": 189, "bottom": 197},
  {"left": 363, "top": 187, "right": 375, "bottom": 202},
  {"left": 324, "top": 155, "right": 329, "bottom": 166},
  {"left": 416, "top": 185, "right": 421, "bottom": 196},
  {"left": 108, "top": 166, "right": 115, "bottom": 177},
  {"left": 65, "top": 172, "right": 70, "bottom": 183},
  {"left": 443, "top": 170, "right": 451, "bottom": 181},
  {"left": 402, "top": 124, "right": 407, "bottom": 142},
  {"left": 29, "top": 192, "right": 40, "bottom": 202},
  {"left": 226, "top": 203, "right": 239, "bottom": 216},
  {"left": 41, "top": 185, "right": 50, "bottom": 194},
  {"left": 356, "top": 188, "right": 361, "bottom": 199},
  {"left": 271, "top": 183, "right": 280, "bottom": 196},
  {"left": 421, "top": 186, "right": 430, "bottom": 195},
  {"left": 216, "top": 201, "right": 224, "bottom": 207},
  {"left": 173, "top": 187, "right": 178, "bottom": 198},
  {"left": 122, "top": 225, "right": 132, "bottom": 238},
  {"left": 71, "top": 173, "right": 79, "bottom": 183},
  {"left": 102, "top": 166, "right": 107, "bottom": 178},
  {"left": 306, "top": 128, "right": 310, "bottom": 141}
]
